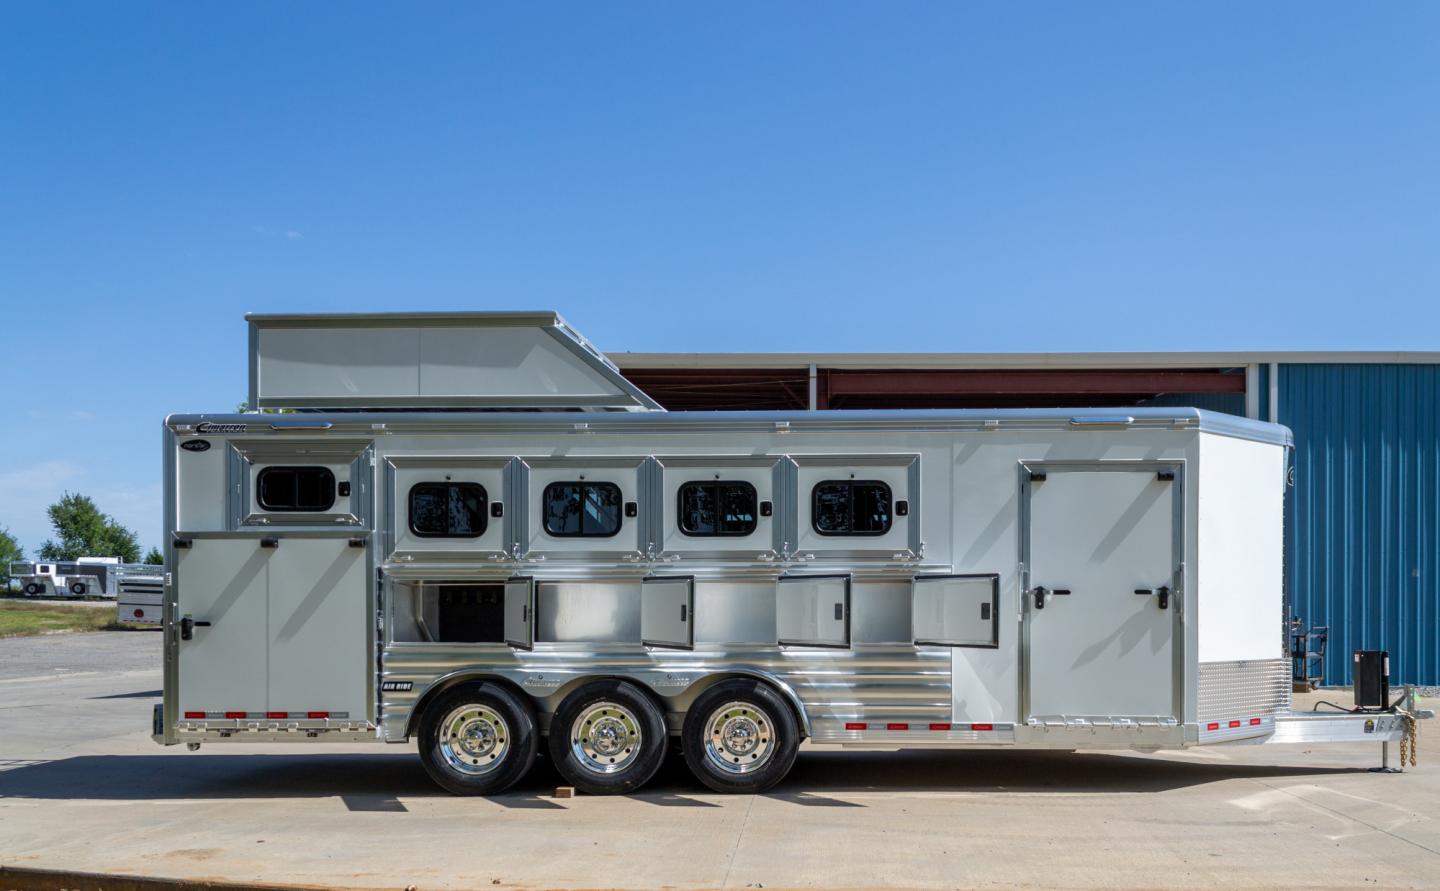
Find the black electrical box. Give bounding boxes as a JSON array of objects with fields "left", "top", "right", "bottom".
[{"left": 1353, "top": 650, "right": 1390, "bottom": 709}]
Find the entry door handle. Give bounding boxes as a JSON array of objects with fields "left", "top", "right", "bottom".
[
  {"left": 1135, "top": 587, "right": 1171, "bottom": 610},
  {"left": 180, "top": 616, "right": 212, "bottom": 641},
  {"left": 1033, "top": 587, "right": 1070, "bottom": 610}
]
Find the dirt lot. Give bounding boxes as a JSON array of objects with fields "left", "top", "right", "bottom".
[{"left": 0, "top": 631, "right": 1436, "bottom": 890}]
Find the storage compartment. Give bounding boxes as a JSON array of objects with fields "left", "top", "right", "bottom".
[
  {"left": 777, "top": 574, "right": 851, "bottom": 648},
  {"left": 435, "top": 585, "right": 506, "bottom": 643}
]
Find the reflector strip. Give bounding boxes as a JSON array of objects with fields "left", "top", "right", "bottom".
[
  {"left": 224, "top": 711, "right": 246, "bottom": 719},
  {"left": 1228, "top": 720, "right": 1241, "bottom": 728},
  {"left": 1206, "top": 722, "right": 1220, "bottom": 731},
  {"left": 1249, "top": 717, "right": 1262, "bottom": 726},
  {"left": 971, "top": 723, "right": 994, "bottom": 732},
  {"left": 308, "top": 711, "right": 330, "bottom": 720},
  {"left": 886, "top": 722, "right": 909, "bottom": 731},
  {"left": 844, "top": 722, "right": 867, "bottom": 730},
  {"left": 267, "top": 711, "right": 287, "bottom": 720},
  {"left": 183, "top": 711, "right": 204, "bottom": 719},
  {"left": 929, "top": 722, "right": 952, "bottom": 731}
]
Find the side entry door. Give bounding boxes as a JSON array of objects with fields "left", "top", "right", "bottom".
[{"left": 1023, "top": 464, "right": 1181, "bottom": 724}]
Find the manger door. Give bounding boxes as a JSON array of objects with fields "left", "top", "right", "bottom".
[
  {"left": 642, "top": 576, "right": 694, "bottom": 649},
  {"left": 176, "top": 538, "right": 271, "bottom": 716},
  {"left": 777, "top": 575, "right": 850, "bottom": 648},
  {"left": 504, "top": 577, "right": 534, "bottom": 650},
  {"left": 267, "top": 538, "right": 369, "bottom": 719},
  {"left": 1024, "top": 466, "right": 1180, "bottom": 723},
  {"left": 912, "top": 575, "right": 999, "bottom": 647}
]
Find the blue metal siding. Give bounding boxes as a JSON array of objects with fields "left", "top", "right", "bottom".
[{"left": 1281, "top": 364, "right": 1439, "bottom": 685}]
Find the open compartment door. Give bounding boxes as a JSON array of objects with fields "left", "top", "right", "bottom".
[
  {"left": 641, "top": 576, "right": 694, "bottom": 650},
  {"left": 912, "top": 574, "right": 999, "bottom": 647},
  {"left": 504, "top": 576, "right": 534, "bottom": 651},
  {"left": 777, "top": 574, "right": 850, "bottom": 648}
]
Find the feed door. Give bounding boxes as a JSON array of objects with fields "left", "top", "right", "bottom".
[
  {"left": 1024, "top": 465, "right": 1180, "bottom": 724},
  {"left": 776, "top": 575, "right": 850, "bottom": 648},
  {"left": 641, "top": 576, "right": 694, "bottom": 649},
  {"left": 504, "top": 576, "right": 534, "bottom": 650},
  {"left": 176, "top": 538, "right": 271, "bottom": 716}
]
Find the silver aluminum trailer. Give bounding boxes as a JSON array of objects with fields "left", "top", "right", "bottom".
[{"left": 153, "top": 312, "right": 1431, "bottom": 795}]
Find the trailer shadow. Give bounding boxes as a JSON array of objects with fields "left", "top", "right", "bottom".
[{"left": 0, "top": 746, "right": 1367, "bottom": 807}]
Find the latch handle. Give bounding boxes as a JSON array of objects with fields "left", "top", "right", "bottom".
[{"left": 1033, "top": 586, "right": 1048, "bottom": 610}]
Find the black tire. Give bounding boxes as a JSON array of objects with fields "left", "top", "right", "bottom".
[
  {"left": 417, "top": 682, "right": 538, "bottom": 796},
  {"left": 548, "top": 680, "right": 667, "bottom": 795},
  {"left": 24, "top": 583, "right": 40, "bottom": 595},
  {"left": 682, "top": 678, "right": 800, "bottom": 794},
  {"left": 70, "top": 582, "right": 87, "bottom": 596}
]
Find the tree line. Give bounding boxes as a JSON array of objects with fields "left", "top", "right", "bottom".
[{"left": 0, "top": 493, "right": 162, "bottom": 590}]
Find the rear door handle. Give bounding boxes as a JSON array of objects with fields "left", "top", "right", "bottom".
[
  {"left": 179, "top": 617, "right": 212, "bottom": 641},
  {"left": 1135, "top": 587, "right": 1170, "bottom": 610}
]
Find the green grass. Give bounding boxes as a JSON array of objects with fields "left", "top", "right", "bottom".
[{"left": 0, "top": 599, "right": 125, "bottom": 637}]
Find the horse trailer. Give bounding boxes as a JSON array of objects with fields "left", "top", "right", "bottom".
[{"left": 152, "top": 312, "right": 1430, "bottom": 795}]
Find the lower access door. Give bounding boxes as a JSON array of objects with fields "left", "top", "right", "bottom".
[
  {"left": 1023, "top": 464, "right": 1181, "bottom": 724},
  {"left": 176, "top": 538, "right": 272, "bottom": 716},
  {"left": 266, "top": 538, "right": 369, "bottom": 719}
]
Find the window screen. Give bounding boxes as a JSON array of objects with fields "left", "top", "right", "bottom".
[
  {"left": 256, "top": 466, "right": 337, "bottom": 512},
  {"left": 543, "top": 482, "right": 622, "bottom": 537},
  {"left": 678, "top": 481, "right": 759, "bottom": 536},
  {"left": 409, "top": 482, "right": 487, "bottom": 538},
  {"left": 812, "top": 480, "right": 892, "bottom": 536}
]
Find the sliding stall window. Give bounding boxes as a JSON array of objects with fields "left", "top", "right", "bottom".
[
  {"left": 257, "top": 466, "right": 336, "bottom": 512},
  {"left": 543, "top": 482, "right": 623, "bottom": 537},
  {"left": 812, "top": 480, "right": 892, "bottom": 536},
  {"left": 409, "top": 482, "right": 488, "bottom": 538},
  {"left": 678, "top": 481, "right": 758, "bottom": 536}
]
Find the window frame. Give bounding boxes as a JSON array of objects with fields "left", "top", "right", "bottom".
[
  {"left": 810, "top": 479, "right": 894, "bottom": 537},
  {"left": 676, "top": 480, "right": 760, "bottom": 538},
  {"left": 256, "top": 466, "right": 337, "bottom": 513},
  {"left": 542, "top": 481, "right": 624, "bottom": 538},
  {"left": 407, "top": 481, "right": 489, "bottom": 539}
]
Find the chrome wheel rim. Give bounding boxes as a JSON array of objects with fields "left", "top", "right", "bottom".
[
  {"left": 438, "top": 704, "right": 511, "bottom": 776},
  {"left": 570, "top": 701, "right": 643, "bottom": 774},
  {"left": 704, "top": 701, "right": 774, "bottom": 774}
]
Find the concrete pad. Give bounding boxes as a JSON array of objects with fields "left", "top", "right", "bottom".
[{"left": 1, "top": 632, "right": 1437, "bottom": 890}]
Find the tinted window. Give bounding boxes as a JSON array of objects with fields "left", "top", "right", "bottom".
[
  {"left": 812, "top": 481, "right": 892, "bottom": 536},
  {"left": 679, "top": 481, "right": 759, "bottom": 536},
  {"left": 409, "top": 482, "right": 487, "bottom": 538},
  {"left": 543, "top": 482, "right": 622, "bottom": 537},
  {"left": 257, "top": 466, "right": 336, "bottom": 512}
]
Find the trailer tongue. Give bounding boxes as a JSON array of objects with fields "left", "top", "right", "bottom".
[{"left": 152, "top": 312, "right": 1431, "bottom": 794}]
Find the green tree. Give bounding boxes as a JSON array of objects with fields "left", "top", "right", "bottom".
[
  {"left": 143, "top": 546, "right": 164, "bottom": 565},
  {"left": 0, "top": 527, "right": 24, "bottom": 591},
  {"left": 38, "top": 493, "right": 141, "bottom": 563}
]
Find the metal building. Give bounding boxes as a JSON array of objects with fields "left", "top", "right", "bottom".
[{"left": 613, "top": 351, "right": 1440, "bottom": 686}]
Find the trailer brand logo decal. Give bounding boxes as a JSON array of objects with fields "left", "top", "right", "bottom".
[
  {"left": 180, "top": 439, "right": 212, "bottom": 452},
  {"left": 380, "top": 681, "right": 413, "bottom": 692},
  {"left": 523, "top": 675, "right": 563, "bottom": 690},
  {"left": 196, "top": 422, "right": 247, "bottom": 434}
]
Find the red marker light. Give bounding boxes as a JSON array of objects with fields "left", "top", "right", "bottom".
[
  {"left": 1249, "top": 717, "right": 1262, "bottom": 726},
  {"left": 1206, "top": 722, "right": 1220, "bottom": 731},
  {"left": 886, "top": 723, "right": 909, "bottom": 731},
  {"left": 971, "top": 723, "right": 994, "bottom": 732},
  {"left": 1228, "top": 720, "right": 1241, "bottom": 729},
  {"left": 929, "top": 723, "right": 952, "bottom": 731},
  {"left": 183, "top": 711, "right": 204, "bottom": 719},
  {"left": 267, "top": 711, "right": 287, "bottom": 720},
  {"left": 224, "top": 711, "right": 246, "bottom": 719},
  {"left": 844, "top": 722, "right": 867, "bottom": 731},
  {"left": 307, "top": 711, "right": 330, "bottom": 720}
]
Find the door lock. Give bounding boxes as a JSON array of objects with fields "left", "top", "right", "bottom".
[{"left": 1032, "top": 587, "right": 1069, "bottom": 609}]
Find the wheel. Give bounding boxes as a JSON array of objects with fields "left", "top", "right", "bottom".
[
  {"left": 548, "top": 680, "right": 667, "bottom": 795},
  {"left": 417, "top": 682, "right": 538, "bottom": 796},
  {"left": 682, "top": 678, "right": 800, "bottom": 794},
  {"left": 24, "top": 583, "right": 40, "bottom": 595},
  {"left": 70, "top": 582, "right": 87, "bottom": 596}
]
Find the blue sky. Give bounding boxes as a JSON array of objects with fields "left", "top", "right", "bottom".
[{"left": 2, "top": 2, "right": 1438, "bottom": 554}]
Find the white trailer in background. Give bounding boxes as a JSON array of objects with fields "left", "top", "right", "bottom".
[
  {"left": 153, "top": 312, "right": 1431, "bottom": 796},
  {"left": 11, "top": 557, "right": 120, "bottom": 598},
  {"left": 116, "top": 565, "right": 166, "bottom": 625}
]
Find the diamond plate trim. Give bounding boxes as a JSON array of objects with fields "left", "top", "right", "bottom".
[{"left": 1197, "top": 659, "right": 1291, "bottom": 723}]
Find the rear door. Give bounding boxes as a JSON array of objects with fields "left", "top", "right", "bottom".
[
  {"left": 266, "top": 537, "right": 369, "bottom": 719},
  {"left": 175, "top": 538, "right": 272, "bottom": 716}
]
